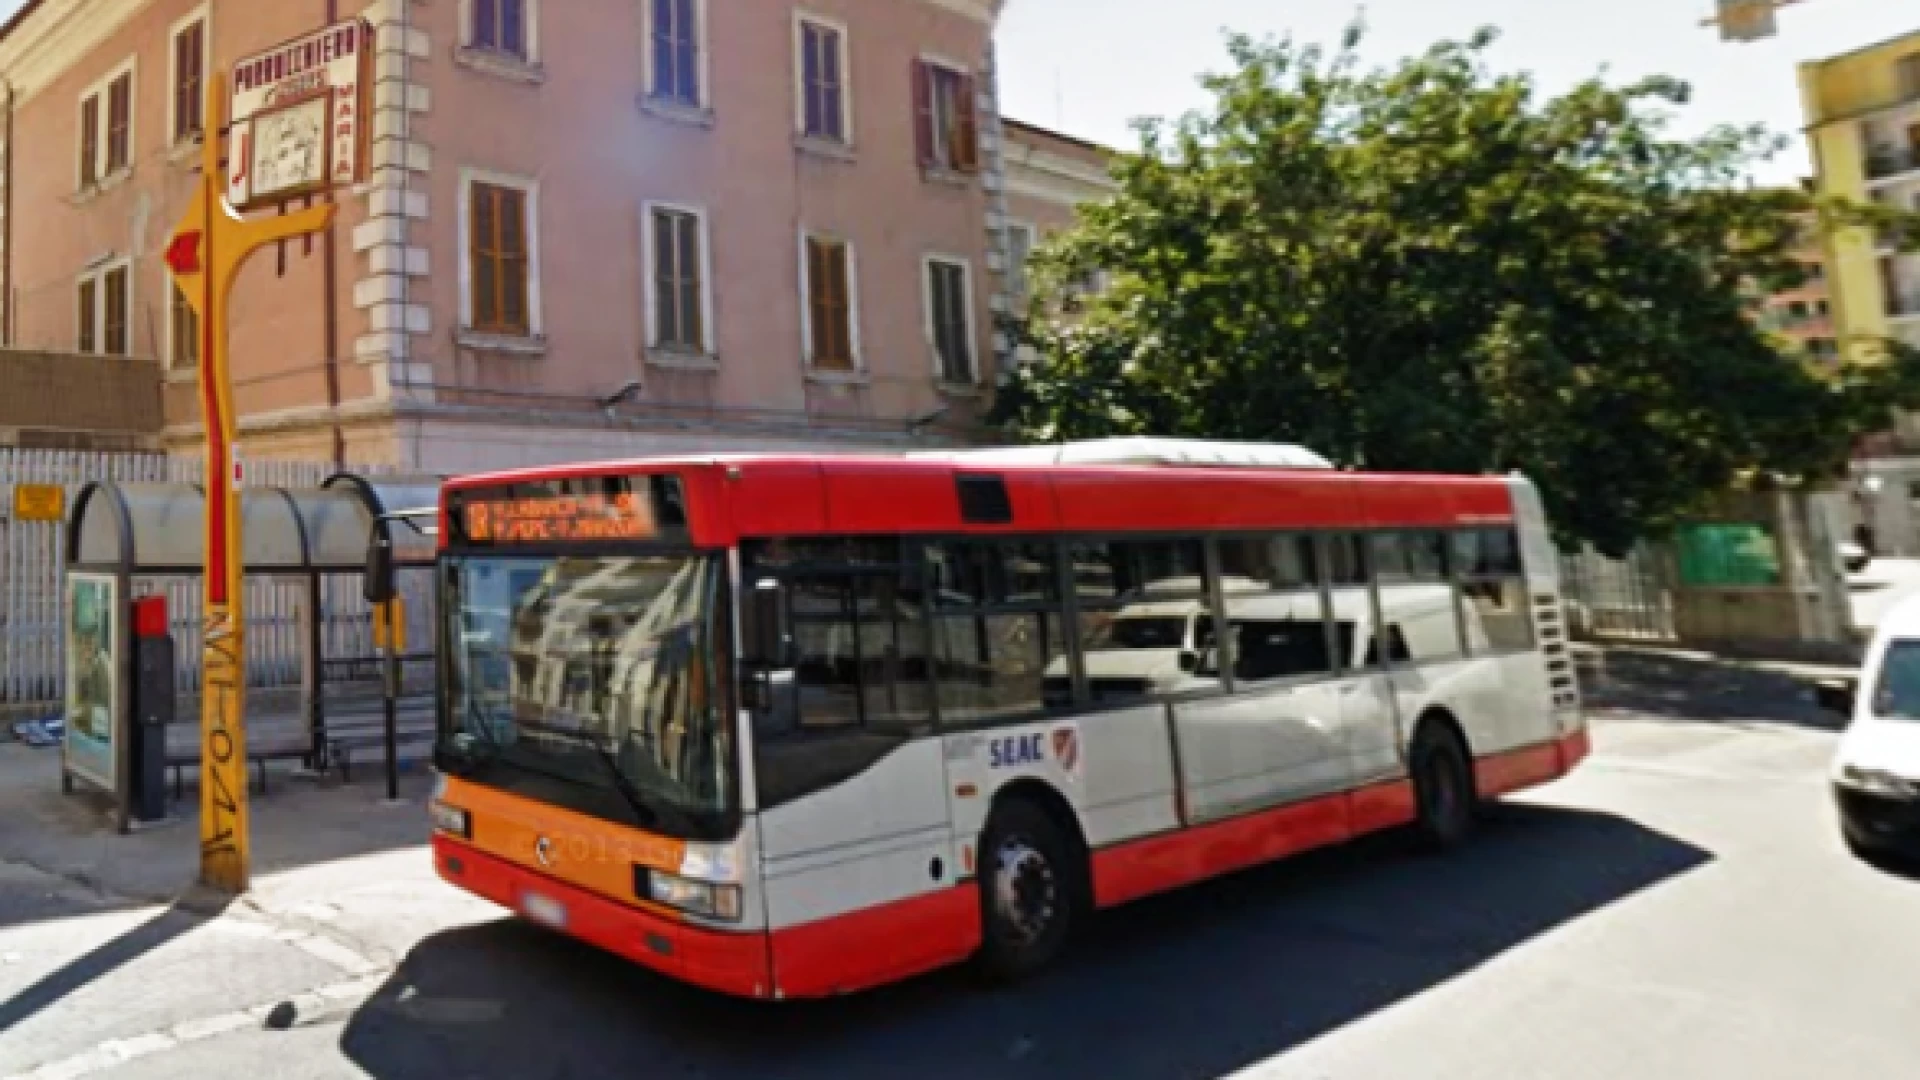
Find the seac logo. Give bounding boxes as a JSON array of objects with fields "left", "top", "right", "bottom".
[
  {"left": 1051, "top": 727, "right": 1079, "bottom": 773},
  {"left": 988, "top": 732, "right": 1045, "bottom": 769}
]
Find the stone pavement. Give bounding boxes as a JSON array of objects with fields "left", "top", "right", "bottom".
[{"left": 0, "top": 746, "right": 496, "bottom": 1079}]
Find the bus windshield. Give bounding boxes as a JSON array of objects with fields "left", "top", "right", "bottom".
[{"left": 439, "top": 553, "right": 735, "bottom": 838}]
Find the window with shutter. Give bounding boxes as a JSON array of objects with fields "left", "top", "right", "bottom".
[
  {"left": 798, "top": 20, "right": 847, "bottom": 142},
  {"left": 472, "top": 0, "right": 529, "bottom": 60},
  {"left": 806, "top": 237, "right": 854, "bottom": 369},
  {"left": 78, "top": 94, "right": 99, "bottom": 186},
  {"left": 915, "top": 61, "right": 977, "bottom": 175},
  {"left": 103, "top": 267, "right": 129, "bottom": 355},
  {"left": 170, "top": 280, "right": 200, "bottom": 370},
  {"left": 77, "top": 278, "right": 97, "bottom": 353},
  {"left": 651, "top": 208, "right": 706, "bottom": 351},
  {"left": 470, "top": 182, "right": 532, "bottom": 335},
  {"left": 106, "top": 72, "right": 132, "bottom": 172},
  {"left": 174, "top": 19, "right": 205, "bottom": 142},
  {"left": 650, "top": 0, "right": 702, "bottom": 106},
  {"left": 926, "top": 258, "right": 973, "bottom": 382}
]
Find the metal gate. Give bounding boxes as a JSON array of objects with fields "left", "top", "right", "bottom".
[
  {"left": 1, "top": 450, "right": 424, "bottom": 712},
  {"left": 1558, "top": 543, "right": 1677, "bottom": 642}
]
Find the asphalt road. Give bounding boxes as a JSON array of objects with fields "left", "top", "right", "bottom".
[{"left": 35, "top": 702, "right": 1920, "bottom": 1080}]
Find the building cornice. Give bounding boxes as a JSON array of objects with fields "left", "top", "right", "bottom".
[
  {"left": 0, "top": 0, "right": 154, "bottom": 107},
  {"left": 916, "top": 0, "right": 1000, "bottom": 25}
]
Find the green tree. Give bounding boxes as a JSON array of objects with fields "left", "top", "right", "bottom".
[{"left": 994, "top": 22, "right": 1920, "bottom": 556}]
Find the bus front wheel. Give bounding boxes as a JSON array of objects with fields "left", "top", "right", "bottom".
[
  {"left": 976, "top": 799, "right": 1076, "bottom": 981},
  {"left": 1410, "top": 719, "right": 1476, "bottom": 852}
]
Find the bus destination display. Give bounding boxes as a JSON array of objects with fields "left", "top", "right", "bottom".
[{"left": 463, "top": 493, "right": 657, "bottom": 543}]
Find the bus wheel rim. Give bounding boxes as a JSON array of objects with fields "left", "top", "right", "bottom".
[{"left": 994, "top": 837, "right": 1056, "bottom": 945}]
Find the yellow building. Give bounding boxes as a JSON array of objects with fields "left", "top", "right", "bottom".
[
  {"left": 1800, "top": 31, "right": 1920, "bottom": 362},
  {"left": 1801, "top": 31, "right": 1920, "bottom": 555}
]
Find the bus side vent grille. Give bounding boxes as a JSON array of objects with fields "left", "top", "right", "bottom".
[{"left": 955, "top": 474, "right": 1013, "bottom": 525}]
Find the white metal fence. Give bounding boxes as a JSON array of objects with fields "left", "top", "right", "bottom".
[{"left": 0, "top": 449, "right": 435, "bottom": 713}]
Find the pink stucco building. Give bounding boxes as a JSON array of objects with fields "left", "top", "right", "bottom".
[{"left": 0, "top": 0, "right": 1127, "bottom": 472}]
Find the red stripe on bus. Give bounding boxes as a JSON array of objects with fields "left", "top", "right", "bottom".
[
  {"left": 1348, "top": 777, "right": 1419, "bottom": 835},
  {"left": 1475, "top": 733, "right": 1580, "bottom": 798},
  {"left": 1091, "top": 792, "right": 1351, "bottom": 909},
  {"left": 767, "top": 884, "right": 981, "bottom": 999},
  {"left": 434, "top": 836, "right": 774, "bottom": 998}
]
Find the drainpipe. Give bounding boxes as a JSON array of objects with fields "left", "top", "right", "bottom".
[
  {"left": 3, "top": 80, "right": 14, "bottom": 345},
  {"left": 321, "top": 0, "right": 345, "bottom": 465}
]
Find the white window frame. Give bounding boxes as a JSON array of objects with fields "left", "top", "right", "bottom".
[
  {"left": 642, "top": 200, "right": 715, "bottom": 355},
  {"left": 1005, "top": 220, "right": 1038, "bottom": 301},
  {"left": 917, "top": 52, "right": 973, "bottom": 172},
  {"left": 78, "top": 258, "right": 134, "bottom": 356},
  {"left": 797, "top": 229, "right": 862, "bottom": 371},
  {"left": 643, "top": 0, "right": 710, "bottom": 110},
  {"left": 458, "top": 0, "right": 542, "bottom": 63},
  {"left": 167, "top": 5, "right": 211, "bottom": 149},
  {"left": 792, "top": 11, "right": 853, "bottom": 145},
  {"left": 921, "top": 253, "right": 976, "bottom": 383},
  {"left": 77, "top": 56, "right": 137, "bottom": 190},
  {"left": 456, "top": 167, "right": 545, "bottom": 340}
]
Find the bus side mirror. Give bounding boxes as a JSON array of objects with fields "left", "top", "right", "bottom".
[{"left": 364, "top": 531, "right": 397, "bottom": 604}]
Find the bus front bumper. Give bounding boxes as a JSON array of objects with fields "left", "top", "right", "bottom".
[{"left": 432, "top": 834, "right": 773, "bottom": 998}]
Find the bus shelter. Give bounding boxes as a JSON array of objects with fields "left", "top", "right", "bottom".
[{"left": 62, "top": 472, "right": 441, "bottom": 830}]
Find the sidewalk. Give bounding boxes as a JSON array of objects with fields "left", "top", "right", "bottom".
[
  {"left": 0, "top": 744, "right": 494, "bottom": 1079},
  {"left": 1575, "top": 642, "right": 1853, "bottom": 729}
]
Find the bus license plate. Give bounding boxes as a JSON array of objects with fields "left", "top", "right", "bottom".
[{"left": 520, "top": 890, "right": 568, "bottom": 929}]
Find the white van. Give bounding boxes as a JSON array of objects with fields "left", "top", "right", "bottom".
[{"left": 1822, "top": 592, "right": 1920, "bottom": 859}]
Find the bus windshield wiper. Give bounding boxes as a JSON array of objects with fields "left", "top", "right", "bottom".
[
  {"left": 448, "top": 693, "right": 509, "bottom": 775},
  {"left": 515, "top": 718, "right": 661, "bottom": 828}
]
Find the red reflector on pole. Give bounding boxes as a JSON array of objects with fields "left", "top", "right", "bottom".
[{"left": 165, "top": 231, "right": 203, "bottom": 275}]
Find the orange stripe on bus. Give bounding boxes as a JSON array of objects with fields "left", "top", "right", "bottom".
[{"left": 441, "top": 776, "right": 687, "bottom": 909}]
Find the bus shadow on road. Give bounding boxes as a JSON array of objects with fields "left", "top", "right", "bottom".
[{"left": 337, "top": 804, "right": 1707, "bottom": 1080}]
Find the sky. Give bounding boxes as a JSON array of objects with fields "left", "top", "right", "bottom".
[{"left": 997, "top": 0, "right": 1920, "bottom": 185}]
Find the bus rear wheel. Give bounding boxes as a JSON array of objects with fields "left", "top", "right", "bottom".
[
  {"left": 976, "top": 799, "right": 1076, "bottom": 981},
  {"left": 1410, "top": 720, "right": 1475, "bottom": 851}
]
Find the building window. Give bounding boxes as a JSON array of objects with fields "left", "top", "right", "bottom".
[
  {"left": 78, "top": 95, "right": 99, "bottom": 186},
  {"left": 796, "top": 17, "right": 848, "bottom": 142},
  {"left": 169, "top": 279, "right": 200, "bottom": 370},
  {"left": 913, "top": 60, "right": 978, "bottom": 173},
  {"left": 172, "top": 15, "right": 206, "bottom": 143},
  {"left": 77, "top": 61, "right": 134, "bottom": 188},
  {"left": 648, "top": 0, "right": 703, "bottom": 108},
  {"left": 1006, "top": 222, "right": 1036, "bottom": 301},
  {"left": 469, "top": 181, "right": 531, "bottom": 335},
  {"left": 471, "top": 0, "right": 529, "bottom": 60},
  {"left": 925, "top": 256, "right": 974, "bottom": 383},
  {"left": 77, "top": 263, "right": 131, "bottom": 355},
  {"left": 107, "top": 71, "right": 132, "bottom": 173},
  {"left": 804, "top": 235, "right": 855, "bottom": 370},
  {"left": 647, "top": 205, "right": 709, "bottom": 353}
]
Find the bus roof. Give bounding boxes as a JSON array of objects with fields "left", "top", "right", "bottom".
[{"left": 441, "top": 452, "right": 1521, "bottom": 542}]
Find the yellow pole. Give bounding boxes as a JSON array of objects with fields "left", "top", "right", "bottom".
[{"left": 166, "top": 70, "right": 336, "bottom": 894}]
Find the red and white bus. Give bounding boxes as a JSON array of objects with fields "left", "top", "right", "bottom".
[{"left": 426, "top": 440, "right": 1587, "bottom": 999}]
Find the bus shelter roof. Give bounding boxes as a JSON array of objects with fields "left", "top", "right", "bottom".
[{"left": 66, "top": 472, "right": 443, "bottom": 575}]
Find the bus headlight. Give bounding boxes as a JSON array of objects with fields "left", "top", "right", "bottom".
[
  {"left": 429, "top": 800, "right": 470, "bottom": 838},
  {"left": 639, "top": 868, "right": 742, "bottom": 921}
]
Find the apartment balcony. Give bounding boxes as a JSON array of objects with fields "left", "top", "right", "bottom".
[{"left": 0, "top": 349, "right": 162, "bottom": 449}]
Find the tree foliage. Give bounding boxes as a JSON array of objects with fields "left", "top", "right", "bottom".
[{"left": 993, "top": 23, "right": 1920, "bottom": 555}]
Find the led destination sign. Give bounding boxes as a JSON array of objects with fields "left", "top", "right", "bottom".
[{"left": 462, "top": 493, "right": 657, "bottom": 543}]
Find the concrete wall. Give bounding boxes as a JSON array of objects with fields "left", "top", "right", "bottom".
[{"left": 1668, "top": 489, "right": 1857, "bottom": 661}]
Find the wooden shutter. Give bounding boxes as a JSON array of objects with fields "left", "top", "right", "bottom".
[
  {"left": 79, "top": 95, "right": 98, "bottom": 184},
  {"left": 826, "top": 242, "right": 850, "bottom": 365},
  {"left": 104, "top": 268, "right": 128, "bottom": 355},
  {"left": 176, "top": 22, "right": 204, "bottom": 141},
  {"left": 953, "top": 73, "right": 979, "bottom": 172},
  {"left": 107, "top": 74, "right": 131, "bottom": 171},
  {"left": 912, "top": 61, "right": 934, "bottom": 166},
  {"left": 77, "top": 279, "right": 96, "bottom": 353},
  {"left": 499, "top": 187, "right": 528, "bottom": 333}
]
